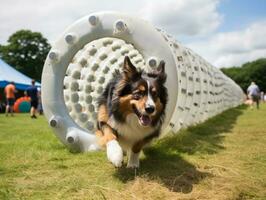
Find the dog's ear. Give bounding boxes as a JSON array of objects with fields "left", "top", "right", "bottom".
[
  {"left": 123, "top": 56, "right": 139, "bottom": 81},
  {"left": 156, "top": 61, "right": 167, "bottom": 84}
]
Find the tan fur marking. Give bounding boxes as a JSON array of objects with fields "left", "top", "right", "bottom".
[
  {"left": 97, "top": 104, "right": 117, "bottom": 147},
  {"left": 95, "top": 130, "right": 103, "bottom": 137},
  {"left": 97, "top": 105, "right": 109, "bottom": 122},
  {"left": 119, "top": 94, "right": 133, "bottom": 117},
  {"left": 151, "top": 87, "right": 157, "bottom": 96},
  {"left": 138, "top": 85, "right": 146, "bottom": 92},
  {"left": 130, "top": 95, "right": 147, "bottom": 113},
  {"left": 97, "top": 125, "right": 117, "bottom": 147}
]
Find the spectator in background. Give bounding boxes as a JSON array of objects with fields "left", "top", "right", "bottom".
[
  {"left": 247, "top": 81, "right": 260, "bottom": 109},
  {"left": 26, "top": 80, "right": 38, "bottom": 119},
  {"left": 4, "top": 81, "right": 17, "bottom": 116}
]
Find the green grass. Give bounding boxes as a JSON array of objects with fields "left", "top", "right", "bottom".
[{"left": 0, "top": 104, "right": 266, "bottom": 200}]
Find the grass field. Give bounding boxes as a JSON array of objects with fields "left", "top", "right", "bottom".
[{"left": 0, "top": 104, "right": 266, "bottom": 200}]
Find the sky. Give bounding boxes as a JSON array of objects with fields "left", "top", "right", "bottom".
[{"left": 0, "top": 0, "right": 265, "bottom": 68}]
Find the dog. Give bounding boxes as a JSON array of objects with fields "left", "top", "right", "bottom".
[{"left": 96, "top": 56, "right": 168, "bottom": 168}]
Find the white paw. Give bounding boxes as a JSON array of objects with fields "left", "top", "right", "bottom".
[
  {"left": 106, "top": 140, "right": 123, "bottom": 167},
  {"left": 127, "top": 151, "right": 140, "bottom": 168}
]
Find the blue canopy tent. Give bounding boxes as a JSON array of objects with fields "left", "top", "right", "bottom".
[{"left": 0, "top": 58, "right": 40, "bottom": 90}]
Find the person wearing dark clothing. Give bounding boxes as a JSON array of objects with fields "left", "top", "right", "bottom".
[{"left": 26, "top": 80, "right": 39, "bottom": 118}]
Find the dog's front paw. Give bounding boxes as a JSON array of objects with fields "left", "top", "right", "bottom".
[
  {"left": 106, "top": 140, "right": 123, "bottom": 167},
  {"left": 127, "top": 151, "right": 140, "bottom": 168}
]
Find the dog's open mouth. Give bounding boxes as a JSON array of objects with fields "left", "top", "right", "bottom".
[
  {"left": 133, "top": 105, "right": 152, "bottom": 126},
  {"left": 139, "top": 114, "right": 152, "bottom": 126}
]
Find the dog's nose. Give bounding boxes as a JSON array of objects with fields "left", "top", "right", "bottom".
[{"left": 145, "top": 106, "right": 155, "bottom": 114}]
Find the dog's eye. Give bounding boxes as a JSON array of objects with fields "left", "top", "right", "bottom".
[
  {"left": 133, "top": 91, "right": 143, "bottom": 100},
  {"left": 151, "top": 90, "right": 157, "bottom": 98}
]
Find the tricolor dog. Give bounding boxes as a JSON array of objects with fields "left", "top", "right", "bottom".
[{"left": 96, "top": 56, "right": 168, "bottom": 168}]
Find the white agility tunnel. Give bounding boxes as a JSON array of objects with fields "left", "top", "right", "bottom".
[{"left": 42, "top": 12, "right": 245, "bottom": 152}]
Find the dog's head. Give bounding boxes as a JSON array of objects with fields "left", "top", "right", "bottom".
[{"left": 114, "top": 56, "right": 168, "bottom": 127}]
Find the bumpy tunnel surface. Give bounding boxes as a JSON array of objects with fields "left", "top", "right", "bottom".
[{"left": 42, "top": 12, "right": 244, "bottom": 151}]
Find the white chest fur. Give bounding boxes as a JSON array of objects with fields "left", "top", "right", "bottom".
[{"left": 108, "top": 114, "right": 156, "bottom": 150}]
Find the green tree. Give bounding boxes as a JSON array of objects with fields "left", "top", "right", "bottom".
[
  {"left": 221, "top": 58, "right": 266, "bottom": 93},
  {"left": 0, "top": 30, "right": 51, "bottom": 82}
]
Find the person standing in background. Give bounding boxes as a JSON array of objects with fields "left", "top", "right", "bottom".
[
  {"left": 4, "top": 81, "right": 17, "bottom": 116},
  {"left": 26, "top": 80, "right": 39, "bottom": 119},
  {"left": 247, "top": 81, "right": 260, "bottom": 109}
]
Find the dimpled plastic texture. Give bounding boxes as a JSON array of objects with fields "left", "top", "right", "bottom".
[
  {"left": 64, "top": 38, "right": 145, "bottom": 132},
  {"left": 42, "top": 12, "right": 245, "bottom": 152}
]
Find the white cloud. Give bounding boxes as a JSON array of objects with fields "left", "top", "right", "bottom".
[
  {"left": 187, "top": 21, "right": 266, "bottom": 67},
  {"left": 140, "top": 0, "right": 222, "bottom": 36},
  {"left": 0, "top": 0, "right": 222, "bottom": 44},
  {"left": 0, "top": 0, "right": 139, "bottom": 44},
  {"left": 1, "top": 0, "right": 264, "bottom": 67}
]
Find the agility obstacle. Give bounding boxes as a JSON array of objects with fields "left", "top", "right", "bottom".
[{"left": 42, "top": 12, "right": 244, "bottom": 152}]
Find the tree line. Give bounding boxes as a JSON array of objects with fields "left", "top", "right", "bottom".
[
  {"left": 221, "top": 58, "right": 266, "bottom": 94},
  {"left": 0, "top": 29, "right": 265, "bottom": 94}
]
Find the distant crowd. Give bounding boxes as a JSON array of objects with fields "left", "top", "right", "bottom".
[{"left": 0, "top": 80, "right": 42, "bottom": 118}]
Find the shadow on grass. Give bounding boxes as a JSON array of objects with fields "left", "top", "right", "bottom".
[
  {"left": 116, "top": 150, "right": 210, "bottom": 193},
  {"left": 157, "top": 105, "right": 247, "bottom": 155},
  {"left": 114, "top": 105, "right": 246, "bottom": 193}
]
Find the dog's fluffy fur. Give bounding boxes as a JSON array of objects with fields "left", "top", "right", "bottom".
[{"left": 96, "top": 56, "right": 168, "bottom": 168}]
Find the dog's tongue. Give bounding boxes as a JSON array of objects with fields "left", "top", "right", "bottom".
[{"left": 140, "top": 115, "right": 151, "bottom": 126}]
